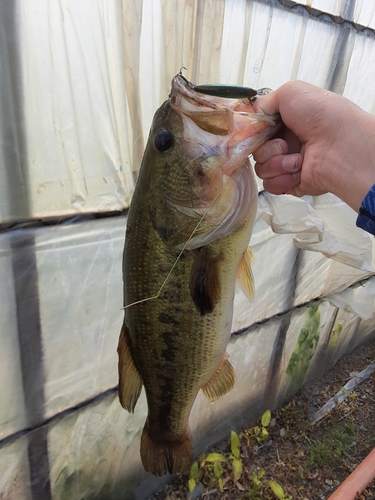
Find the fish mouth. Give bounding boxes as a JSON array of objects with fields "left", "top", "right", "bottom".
[{"left": 169, "top": 74, "right": 281, "bottom": 175}]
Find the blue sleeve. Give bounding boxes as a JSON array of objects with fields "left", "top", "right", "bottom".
[{"left": 356, "top": 184, "right": 375, "bottom": 236}]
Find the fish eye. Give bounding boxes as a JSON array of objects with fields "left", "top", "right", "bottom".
[{"left": 155, "top": 129, "right": 173, "bottom": 153}]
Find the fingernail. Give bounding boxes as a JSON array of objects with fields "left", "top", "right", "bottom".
[
  {"left": 282, "top": 154, "right": 300, "bottom": 171},
  {"left": 266, "top": 141, "right": 283, "bottom": 156}
]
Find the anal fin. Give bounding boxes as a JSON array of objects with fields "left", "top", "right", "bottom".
[
  {"left": 117, "top": 324, "right": 143, "bottom": 412},
  {"left": 237, "top": 246, "right": 255, "bottom": 301},
  {"left": 201, "top": 353, "right": 236, "bottom": 402}
]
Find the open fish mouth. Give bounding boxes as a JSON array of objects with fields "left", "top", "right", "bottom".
[{"left": 169, "top": 73, "right": 281, "bottom": 176}]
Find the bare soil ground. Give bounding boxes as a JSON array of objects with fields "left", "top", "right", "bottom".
[{"left": 151, "top": 339, "right": 375, "bottom": 500}]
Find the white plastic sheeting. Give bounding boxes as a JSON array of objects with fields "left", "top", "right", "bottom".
[
  {"left": 257, "top": 192, "right": 375, "bottom": 312},
  {"left": 0, "top": 1, "right": 134, "bottom": 222},
  {"left": 259, "top": 193, "right": 374, "bottom": 272},
  {"left": 3, "top": 0, "right": 375, "bottom": 220},
  {"left": 2, "top": 0, "right": 375, "bottom": 499},
  {"left": 0, "top": 217, "right": 125, "bottom": 440},
  {"left": 233, "top": 192, "right": 375, "bottom": 331},
  {"left": 326, "top": 277, "right": 375, "bottom": 319}
]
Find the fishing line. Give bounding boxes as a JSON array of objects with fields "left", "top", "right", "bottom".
[{"left": 122, "top": 177, "right": 231, "bottom": 310}]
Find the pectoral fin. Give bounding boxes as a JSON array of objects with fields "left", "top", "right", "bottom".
[
  {"left": 118, "top": 324, "right": 143, "bottom": 412},
  {"left": 189, "top": 247, "right": 221, "bottom": 315},
  {"left": 201, "top": 354, "right": 236, "bottom": 402},
  {"left": 237, "top": 247, "right": 255, "bottom": 301}
]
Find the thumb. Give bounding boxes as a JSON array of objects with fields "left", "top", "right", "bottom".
[{"left": 253, "top": 87, "right": 281, "bottom": 115}]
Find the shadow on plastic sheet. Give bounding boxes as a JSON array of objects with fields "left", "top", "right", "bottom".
[
  {"left": 0, "top": 3, "right": 52, "bottom": 499},
  {"left": 263, "top": 312, "right": 292, "bottom": 410},
  {"left": 10, "top": 234, "right": 52, "bottom": 500}
]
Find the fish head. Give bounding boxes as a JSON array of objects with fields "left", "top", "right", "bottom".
[{"left": 138, "top": 74, "right": 281, "bottom": 248}]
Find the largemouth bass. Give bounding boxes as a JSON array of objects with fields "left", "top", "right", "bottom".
[{"left": 118, "top": 74, "right": 280, "bottom": 476}]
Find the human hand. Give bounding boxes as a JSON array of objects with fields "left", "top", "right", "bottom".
[{"left": 252, "top": 80, "right": 375, "bottom": 212}]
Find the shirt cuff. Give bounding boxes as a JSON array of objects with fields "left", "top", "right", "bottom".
[{"left": 356, "top": 184, "right": 375, "bottom": 236}]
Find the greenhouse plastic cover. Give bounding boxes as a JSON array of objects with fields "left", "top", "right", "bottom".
[
  {"left": 3, "top": 0, "right": 375, "bottom": 222},
  {"left": 2, "top": 0, "right": 375, "bottom": 499}
]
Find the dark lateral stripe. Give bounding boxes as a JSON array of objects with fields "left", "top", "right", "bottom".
[
  {"left": 157, "top": 376, "right": 174, "bottom": 429},
  {"left": 159, "top": 312, "right": 179, "bottom": 327}
]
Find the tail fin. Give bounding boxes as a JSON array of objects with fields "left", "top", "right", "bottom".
[{"left": 140, "top": 423, "right": 193, "bottom": 476}]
